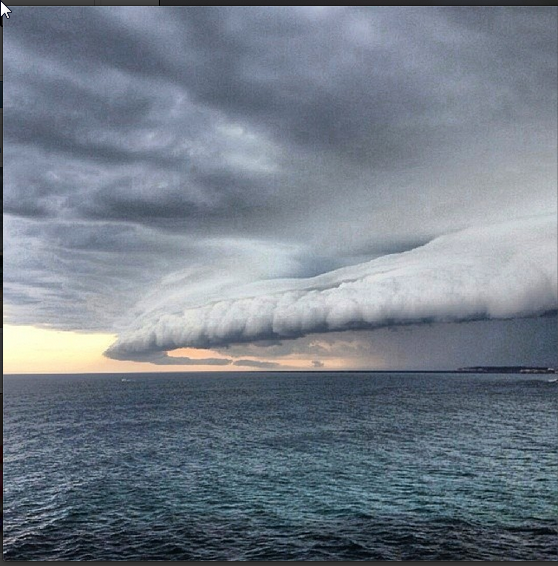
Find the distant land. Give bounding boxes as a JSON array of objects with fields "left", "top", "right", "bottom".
[{"left": 457, "top": 366, "right": 557, "bottom": 374}]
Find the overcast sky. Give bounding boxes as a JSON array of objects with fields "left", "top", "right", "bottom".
[{"left": 4, "top": 6, "right": 557, "bottom": 370}]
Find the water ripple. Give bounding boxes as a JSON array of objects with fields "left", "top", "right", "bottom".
[{"left": 3, "top": 372, "right": 557, "bottom": 560}]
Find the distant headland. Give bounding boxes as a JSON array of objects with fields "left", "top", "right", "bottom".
[{"left": 457, "top": 366, "right": 557, "bottom": 374}]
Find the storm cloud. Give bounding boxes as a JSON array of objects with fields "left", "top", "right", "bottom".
[
  {"left": 3, "top": 7, "right": 557, "bottom": 368},
  {"left": 105, "top": 216, "right": 557, "bottom": 359}
]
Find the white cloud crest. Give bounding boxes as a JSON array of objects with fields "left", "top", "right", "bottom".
[{"left": 106, "top": 215, "right": 557, "bottom": 360}]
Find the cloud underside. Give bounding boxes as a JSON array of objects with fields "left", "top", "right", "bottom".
[
  {"left": 104, "top": 349, "right": 281, "bottom": 368},
  {"left": 106, "top": 216, "right": 557, "bottom": 361}
]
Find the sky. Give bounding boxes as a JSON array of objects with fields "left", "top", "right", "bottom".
[{"left": 3, "top": 6, "right": 557, "bottom": 373}]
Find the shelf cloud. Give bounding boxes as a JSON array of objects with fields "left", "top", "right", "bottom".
[{"left": 106, "top": 215, "right": 557, "bottom": 360}]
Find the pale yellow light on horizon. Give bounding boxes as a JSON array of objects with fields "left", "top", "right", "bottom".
[
  {"left": 3, "top": 324, "right": 120, "bottom": 374},
  {"left": 3, "top": 325, "right": 312, "bottom": 374},
  {"left": 3, "top": 325, "right": 238, "bottom": 374}
]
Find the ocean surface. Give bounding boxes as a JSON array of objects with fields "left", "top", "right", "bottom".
[{"left": 3, "top": 371, "right": 557, "bottom": 561}]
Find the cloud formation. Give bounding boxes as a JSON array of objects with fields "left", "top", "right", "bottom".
[
  {"left": 217, "top": 316, "right": 558, "bottom": 371},
  {"left": 232, "top": 359, "right": 282, "bottom": 369},
  {"left": 106, "top": 216, "right": 557, "bottom": 360},
  {"left": 3, "top": 7, "right": 557, "bottom": 368},
  {"left": 101, "top": 347, "right": 287, "bottom": 369},
  {"left": 105, "top": 350, "right": 232, "bottom": 366}
]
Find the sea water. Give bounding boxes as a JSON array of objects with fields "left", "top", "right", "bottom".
[{"left": 3, "top": 372, "right": 557, "bottom": 560}]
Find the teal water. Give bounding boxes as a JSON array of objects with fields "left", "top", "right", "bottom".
[{"left": 3, "top": 372, "right": 557, "bottom": 560}]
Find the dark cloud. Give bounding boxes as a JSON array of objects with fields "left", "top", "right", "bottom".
[
  {"left": 3, "top": 7, "right": 557, "bottom": 368},
  {"left": 232, "top": 359, "right": 282, "bottom": 369},
  {"left": 104, "top": 349, "right": 284, "bottom": 369},
  {"left": 105, "top": 350, "right": 232, "bottom": 366},
  {"left": 218, "top": 315, "right": 558, "bottom": 371}
]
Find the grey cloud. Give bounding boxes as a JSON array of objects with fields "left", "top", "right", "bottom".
[
  {"left": 311, "top": 361, "right": 325, "bottom": 368},
  {"left": 104, "top": 350, "right": 232, "bottom": 366},
  {"left": 168, "top": 7, "right": 556, "bottom": 156},
  {"left": 3, "top": 215, "right": 202, "bottom": 331},
  {"left": 104, "top": 349, "right": 282, "bottom": 369},
  {"left": 232, "top": 359, "right": 282, "bottom": 369},
  {"left": 219, "top": 316, "right": 558, "bottom": 371},
  {"left": 3, "top": 7, "right": 557, "bottom": 370},
  {"left": 6, "top": 7, "right": 556, "bottom": 229}
]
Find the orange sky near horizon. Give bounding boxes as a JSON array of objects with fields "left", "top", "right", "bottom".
[
  {"left": 2, "top": 324, "right": 356, "bottom": 374},
  {"left": 3, "top": 324, "right": 150, "bottom": 374}
]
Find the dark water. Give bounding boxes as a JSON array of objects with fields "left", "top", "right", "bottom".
[{"left": 3, "top": 372, "right": 557, "bottom": 561}]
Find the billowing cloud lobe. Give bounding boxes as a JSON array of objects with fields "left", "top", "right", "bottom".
[{"left": 106, "top": 216, "right": 557, "bottom": 360}]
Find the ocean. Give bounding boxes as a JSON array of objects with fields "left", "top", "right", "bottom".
[{"left": 3, "top": 371, "right": 557, "bottom": 561}]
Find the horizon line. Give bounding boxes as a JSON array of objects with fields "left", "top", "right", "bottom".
[{"left": 4, "top": 368, "right": 555, "bottom": 377}]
